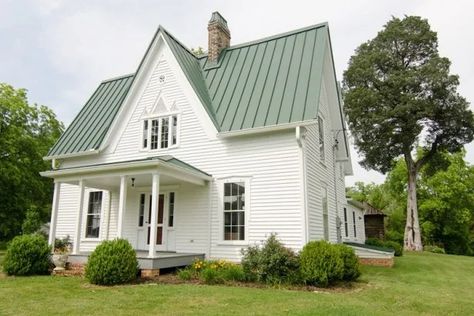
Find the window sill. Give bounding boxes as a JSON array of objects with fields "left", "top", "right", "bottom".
[
  {"left": 82, "top": 238, "right": 101, "bottom": 242},
  {"left": 217, "top": 241, "right": 249, "bottom": 246},
  {"left": 139, "top": 145, "right": 179, "bottom": 153}
]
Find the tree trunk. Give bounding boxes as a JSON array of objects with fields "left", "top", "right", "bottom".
[{"left": 404, "top": 161, "right": 423, "bottom": 251}]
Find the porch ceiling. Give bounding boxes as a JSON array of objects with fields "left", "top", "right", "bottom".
[{"left": 40, "top": 156, "right": 212, "bottom": 187}]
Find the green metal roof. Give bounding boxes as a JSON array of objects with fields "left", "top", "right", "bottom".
[
  {"left": 47, "top": 23, "right": 329, "bottom": 157},
  {"left": 48, "top": 74, "right": 134, "bottom": 157}
]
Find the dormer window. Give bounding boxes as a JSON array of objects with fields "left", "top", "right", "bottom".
[{"left": 142, "top": 114, "right": 179, "bottom": 150}]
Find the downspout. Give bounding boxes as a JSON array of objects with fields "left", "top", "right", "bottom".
[
  {"left": 332, "top": 134, "right": 341, "bottom": 244},
  {"left": 296, "top": 126, "right": 309, "bottom": 245}
]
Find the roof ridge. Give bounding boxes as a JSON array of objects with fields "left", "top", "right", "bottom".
[
  {"left": 160, "top": 26, "right": 200, "bottom": 59},
  {"left": 100, "top": 73, "right": 135, "bottom": 83},
  {"left": 196, "top": 22, "right": 328, "bottom": 59}
]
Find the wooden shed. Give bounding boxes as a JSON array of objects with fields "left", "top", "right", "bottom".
[{"left": 363, "top": 202, "right": 386, "bottom": 239}]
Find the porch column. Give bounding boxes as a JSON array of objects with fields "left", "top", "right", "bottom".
[
  {"left": 117, "top": 175, "right": 127, "bottom": 238},
  {"left": 72, "top": 179, "right": 85, "bottom": 255},
  {"left": 148, "top": 173, "right": 160, "bottom": 258},
  {"left": 48, "top": 181, "right": 61, "bottom": 249}
]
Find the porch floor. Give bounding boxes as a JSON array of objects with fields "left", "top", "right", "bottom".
[{"left": 68, "top": 251, "right": 205, "bottom": 270}]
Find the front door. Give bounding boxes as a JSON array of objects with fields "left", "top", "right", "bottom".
[{"left": 137, "top": 192, "right": 175, "bottom": 251}]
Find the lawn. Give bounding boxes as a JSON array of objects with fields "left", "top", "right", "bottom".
[{"left": 0, "top": 252, "right": 473, "bottom": 315}]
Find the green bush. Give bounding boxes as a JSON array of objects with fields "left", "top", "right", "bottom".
[
  {"left": 22, "top": 208, "right": 43, "bottom": 235},
  {"left": 3, "top": 234, "right": 51, "bottom": 276},
  {"left": 177, "top": 268, "right": 193, "bottom": 281},
  {"left": 241, "top": 234, "right": 299, "bottom": 284},
  {"left": 424, "top": 245, "right": 446, "bottom": 254},
  {"left": 85, "top": 239, "right": 138, "bottom": 285},
  {"left": 299, "top": 241, "right": 344, "bottom": 287},
  {"left": 201, "top": 267, "right": 221, "bottom": 284},
  {"left": 220, "top": 264, "right": 245, "bottom": 282},
  {"left": 365, "top": 238, "right": 385, "bottom": 248},
  {"left": 384, "top": 241, "right": 403, "bottom": 257},
  {"left": 334, "top": 244, "right": 361, "bottom": 281}
]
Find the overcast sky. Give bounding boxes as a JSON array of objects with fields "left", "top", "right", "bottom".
[{"left": 1, "top": 0, "right": 473, "bottom": 186}]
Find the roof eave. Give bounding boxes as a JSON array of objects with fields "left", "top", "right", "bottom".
[
  {"left": 218, "top": 120, "right": 317, "bottom": 138},
  {"left": 43, "top": 149, "right": 100, "bottom": 161}
]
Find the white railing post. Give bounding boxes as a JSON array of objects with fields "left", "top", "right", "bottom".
[
  {"left": 148, "top": 173, "right": 160, "bottom": 258},
  {"left": 117, "top": 176, "right": 127, "bottom": 238},
  {"left": 48, "top": 181, "right": 61, "bottom": 250},
  {"left": 72, "top": 180, "right": 85, "bottom": 255}
]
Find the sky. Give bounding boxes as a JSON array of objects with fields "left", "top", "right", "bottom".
[{"left": 1, "top": 0, "right": 473, "bottom": 186}]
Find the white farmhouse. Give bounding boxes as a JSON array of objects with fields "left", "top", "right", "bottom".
[{"left": 42, "top": 12, "right": 363, "bottom": 272}]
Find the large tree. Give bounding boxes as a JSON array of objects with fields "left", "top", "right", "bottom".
[
  {"left": 343, "top": 16, "right": 474, "bottom": 251},
  {"left": 0, "top": 83, "right": 63, "bottom": 240}
]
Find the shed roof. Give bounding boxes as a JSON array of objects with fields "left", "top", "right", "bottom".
[{"left": 47, "top": 23, "right": 331, "bottom": 158}]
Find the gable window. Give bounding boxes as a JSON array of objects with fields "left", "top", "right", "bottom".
[
  {"left": 223, "top": 181, "right": 247, "bottom": 241},
  {"left": 322, "top": 187, "right": 329, "bottom": 241},
  {"left": 86, "top": 191, "right": 103, "bottom": 238},
  {"left": 142, "top": 114, "right": 179, "bottom": 150},
  {"left": 318, "top": 116, "right": 325, "bottom": 162},
  {"left": 343, "top": 207, "right": 348, "bottom": 238},
  {"left": 353, "top": 211, "right": 357, "bottom": 238}
]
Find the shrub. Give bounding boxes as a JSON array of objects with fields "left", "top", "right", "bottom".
[
  {"left": 334, "top": 244, "right": 361, "bottom": 281},
  {"left": 201, "top": 267, "right": 221, "bottom": 284},
  {"left": 384, "top": 241, "right": 403, "bottom": 257},
  {"left": 85, "top": 239, "right": 138, "bottom": 285},
  {"left": 54, "top": 235, "right": 71, "bottom": 253},
  {"left": 219, "top": 264, "right": 245, "bottom": 282},
  {"left": 3, "top": 234, "right": 51, "bottom": 276},
  {"left": 177, "top": 268, "right": 193, "bottom": 281},
  {"left": 424, "top": 245, "right": 446, "bottom": 254},
  {"left": 22, "top": 208, "right": 43, "bottom": 235},
  {"left": 365, "top": 238, "right": 385, "bottom": 248},
  {"left": 299, "top": 241, "right": 344, "bottom": 287},
  {"left": 241, "top": 234, "right": 299, "bottom": 284}
]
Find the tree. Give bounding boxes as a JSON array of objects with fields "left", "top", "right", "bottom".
[
  {"left": 0, "top": 83, "right": 63, "bottom": 240},
  {"left": 418, "top": 151, "right": 474, "bottom": 255},
  {"left": 343, "top": 16, "right": 474, "bottom": 251}
]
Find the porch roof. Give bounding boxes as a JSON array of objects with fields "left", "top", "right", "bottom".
[{"left": 40, "top": 155, "right": 212, "bottom": 185}]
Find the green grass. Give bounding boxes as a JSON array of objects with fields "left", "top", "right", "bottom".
[{"left": 0, "top": 252, "right": 473, "bottom": 315}]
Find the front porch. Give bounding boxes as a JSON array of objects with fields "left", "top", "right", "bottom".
[
  {"left": 68, "top": 251, "right": 205, "bottom": 270},
  {"left": 41, "top": 156, "right": 212, "bottom": 262}
]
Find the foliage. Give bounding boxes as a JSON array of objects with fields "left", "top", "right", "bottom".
[
  {"left": 334, "top": 244, "right": 361, "bottom": 281},
  {"left": 384, "top": 241, "right": 404, "bottom": 257},
  {"left": 177, "top": 268, "right": 193, "bottom": 281},
  {"left": 54, "top": 235, "right": 71, "bottom": 254},
  {"left": 191, "top": 47, "right": 205, "bottom": 56},
  {"left": 0, "top": 83, "right": 63, "bottom": 241},
  {"left": 2, "top": 234, "right": 51, "bottom": 275},
  {"left": 241, "top": 234, "right": 300, "bottom": 284},
  {"left": 365, "top": 238, "right": 385, "bottom": 248},
  {"left": 424, "top": 245, "right": 446, "bottom": 254},
  {"left": 343, "top": 16, "right": 474, "bottom": 251},
  {"left": 21, "top": 208, "right": 43, "bottom": 234},
  {"left": 85, "top": 239, "right": 138, "bottom": 285},
  {"left": 181, "top": 259, "right": 245, "bottom": 284},
  {"left": 299, "top": 241, "right": 344, "bottom": 287}
]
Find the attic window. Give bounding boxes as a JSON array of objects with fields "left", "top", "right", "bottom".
[{"left": 142, "top": 114, "right": 179, "bottom": 150}]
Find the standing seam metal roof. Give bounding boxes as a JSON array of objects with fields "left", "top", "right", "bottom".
[{"left": 47, "top": 23, "right": 329, "bottom": 157}]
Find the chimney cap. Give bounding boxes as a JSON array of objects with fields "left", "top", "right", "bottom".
[{"left": 209, "top": 11, "right": 229, "bottom": 29}]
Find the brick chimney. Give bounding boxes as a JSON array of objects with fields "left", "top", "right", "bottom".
[{"left": 207, "top": 12, "right": 230, "bottom": 63}]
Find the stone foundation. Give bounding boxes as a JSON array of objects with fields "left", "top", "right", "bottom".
[
  {"left": 141, "top": 269, "right": 160, "bottom": 279},
  {"left": 359, "top": 257, "right": 394, "bottom": 267}
]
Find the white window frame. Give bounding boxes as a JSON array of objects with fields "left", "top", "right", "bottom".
[
  {"left": 83, "top": 190, "right": 105, "bottom": 241},
  {"left": 218, "top": 177, "right": 251, "bottom": 245},
  {"left": 343, "top": 207, "right": 349, "bottom": 238},
  {"left": 140, "top": 112, "right": 181, "bottom": 151}
]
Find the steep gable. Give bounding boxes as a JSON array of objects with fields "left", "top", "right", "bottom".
[{"left": 46, "top": 23, "right": 333, "bottom": 159}]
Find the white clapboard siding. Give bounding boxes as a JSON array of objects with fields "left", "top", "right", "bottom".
[{"left": 53, "top": 33, "right": 350, "bottom": 261}]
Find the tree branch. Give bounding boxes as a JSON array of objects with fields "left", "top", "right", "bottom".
[{"left": 415, "top": 136, "right": 441, "bottom": 170}]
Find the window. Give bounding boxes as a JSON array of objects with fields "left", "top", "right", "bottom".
[
  {"left": 142, "top": 115, "right": 179, "bottom": 150},
  {"left": 343, "top": 207, "right": 348, "bottom": 238},
  {"left": 223, "top": 182, "right": 245, "bottom": 241},
  {"left": 168, "top": 192, "right": 175, "bottom": 227},
  {"left": 353, "top": 211, "right": 357, "bottom": 238},
  {"left": 86, "top": 191, "right": 102, "bottom": 238},
  {"left": 322, "top": 187, "right": 329, "bottom": 241},
  {"left": 318, "top": 116, "right": 325, "bottom": 162},
  {"left": 138, "top": 193, "right": 145, "bottom": 227}
]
